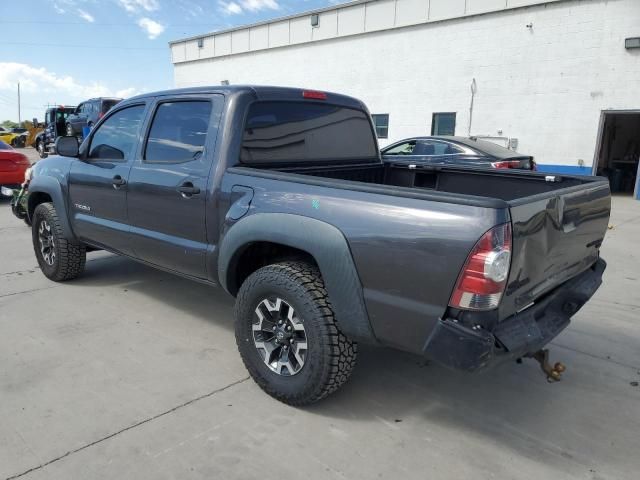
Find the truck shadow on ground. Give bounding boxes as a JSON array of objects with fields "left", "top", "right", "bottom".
[{"left": 75, "top": 253, "right": 639, "bottom": 472}]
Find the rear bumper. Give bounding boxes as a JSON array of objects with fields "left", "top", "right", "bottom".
[{"left": 423, "top": 258, "right": 606, "bottom": 372}]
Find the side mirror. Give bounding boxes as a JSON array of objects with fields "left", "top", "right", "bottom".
[{"left": 55, "top": 136, "right": 79, "bottom": 158}]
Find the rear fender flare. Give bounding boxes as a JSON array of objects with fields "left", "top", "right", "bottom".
[{"left": 218, "top": 213, "right": 376, "bottom": 344}]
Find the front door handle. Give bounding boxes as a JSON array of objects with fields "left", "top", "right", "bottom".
[
  {"left": 112, "top": 175, "right": 126, "bottom": 189},
  {"left": 177, "top": 182, "right": 200, "bottom": 198}
]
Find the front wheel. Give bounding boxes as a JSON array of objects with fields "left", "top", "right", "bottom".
[
  {"left": 235, "top": 261, "right": 357, "bottom": 406},
  {"left": 37, "top": 140, "right": 47, "bottom": 158},
  {"left": 32, "top": 203, "right": 86, "bottom": 281}
]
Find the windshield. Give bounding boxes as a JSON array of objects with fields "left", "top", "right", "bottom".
[{"left": 102, "top": 100, "right": 121, "bottom": 113}]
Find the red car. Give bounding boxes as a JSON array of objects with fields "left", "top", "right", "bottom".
[{"left": 0, "top": 141, "right": 30, "bottom": 187}]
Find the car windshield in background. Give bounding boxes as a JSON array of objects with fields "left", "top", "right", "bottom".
[
  {"left": 241, "top": 102, "right": 377, "bottom": 164},
  {"left": 11, "top": 128, "right": 27, "bottom": 134}
]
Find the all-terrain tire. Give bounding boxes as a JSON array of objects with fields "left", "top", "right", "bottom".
[
  {"left": 235, "top": 261, "right": 357, "bottom": 406},
  {"left": 32, "top": 203, "right": 86, "bottom": 281}
]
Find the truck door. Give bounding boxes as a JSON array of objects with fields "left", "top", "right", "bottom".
[
  {"left": 126, "top": 95, "right": 223, "bottom": 279},
  {"left": 68, "top": 103, "right": 148, "bottom": 254}
]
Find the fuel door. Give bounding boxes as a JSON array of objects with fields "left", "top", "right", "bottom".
[{"left": 227, "top": 185, "right": 254, "bottom": 221}]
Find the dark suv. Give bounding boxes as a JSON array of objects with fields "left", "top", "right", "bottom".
[{"left": 65, "top": 97, "right": 122, "bottom": 136}]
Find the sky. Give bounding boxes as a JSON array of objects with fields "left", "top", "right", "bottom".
[{"left": 0, "top": 0, "right": 350, "bottom": 123}]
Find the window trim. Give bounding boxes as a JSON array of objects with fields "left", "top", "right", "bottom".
[
  {"left": 86, "top": 103, "right": 147, "bottom": 163},
  {"left": 371, "top": 113, "right": 389, "bottom": 139},
  {"left": 141, "top": 97, "right": 216, "bottom": 165}
]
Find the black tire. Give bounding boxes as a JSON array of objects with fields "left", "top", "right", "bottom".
[
  {"left": 235, "top": 261, "right": 357, "bottom": 406},
  {"left": 32, "top": 203, "right": 86, "bottom": 281}
]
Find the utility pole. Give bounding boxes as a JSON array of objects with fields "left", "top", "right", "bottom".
[{"left": 17, "top": 82, "right": 21, "bottom": 126}]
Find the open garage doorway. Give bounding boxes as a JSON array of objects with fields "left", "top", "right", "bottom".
[{"left": 594, "top": 111, "right": 640, "bottom": 197}]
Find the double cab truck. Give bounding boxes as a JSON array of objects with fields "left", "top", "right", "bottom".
[{"left": 25, "top": 86, "right": 610, "bottom": 405}]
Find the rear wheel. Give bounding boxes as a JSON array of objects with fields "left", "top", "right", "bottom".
[
  {"left": 32, "top": 203, "right": 86, "bottom": 281},
  {"left": 235, "top": 261, "right": 357, "bottom": 406},
  {"left": 37, "top": 139, "right": 47, "bottom": 158}
]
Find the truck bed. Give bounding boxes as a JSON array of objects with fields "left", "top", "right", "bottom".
[
  {"left": 269, "top": 161, "right": 592, "bottom": 203},
  {"left": 232, "top": 160, "right": 611, "bottom": 330}
]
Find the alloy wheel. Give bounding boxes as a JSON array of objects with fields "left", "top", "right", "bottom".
[
  {"left": 252, "top": 297, "right": 308, "bottom": 376},
  {"left": 38, "top": 219, "right": 56, "bottom": 266}
]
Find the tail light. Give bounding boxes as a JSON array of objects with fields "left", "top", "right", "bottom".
[
  {"left": 98, "top": 112, "right": 105, "bottom": 120},
  {"left": 449, "top": 223, "right": 512, "bottom": 310},
  {"left": 491, "top": 160, "right": 521, "bottom": 169}
]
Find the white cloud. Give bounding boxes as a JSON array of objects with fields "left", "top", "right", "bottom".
[
  {"left": 218, "top": 0, "right": 279, "bottom": 15},
  {"left": 221, "top": 2, "right": 243, "bottom": 15},
  {"left": 77, "top": 9, "right": 95, "bottom": 22},
  {"left": 118, "top": 0, "right": 160, "bottom": 13},
  {"left": 137, "top": 17, "right": 165, "bottom": 39},
  {"left": 0, "top": 63, "right": 140, "bottom": 120}
]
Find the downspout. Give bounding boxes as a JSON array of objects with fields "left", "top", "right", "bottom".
[{"left": 468, "top": 78, "right": 477, "bottom": 136}]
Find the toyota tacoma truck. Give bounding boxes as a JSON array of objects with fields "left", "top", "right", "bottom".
[{"left": 25, "top": 86, "right": 610, "bottom": 405}]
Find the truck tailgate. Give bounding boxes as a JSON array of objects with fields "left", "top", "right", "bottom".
[{"left": 500, "top": 180, "right": 610, "bottom": 318}]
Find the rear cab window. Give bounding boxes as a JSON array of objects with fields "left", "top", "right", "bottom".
[{"left": 240, "top": 102, "right": 378, "bottom": 165}]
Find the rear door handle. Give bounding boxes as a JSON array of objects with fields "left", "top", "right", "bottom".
[
  {"left": 178, "top": 182, "right": 200, "bottom": 198},
  {"left": 112, "top": 175, "right": 126, "bottom": 189}
]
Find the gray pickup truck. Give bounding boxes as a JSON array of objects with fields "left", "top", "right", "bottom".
[{"left": 26, "top": 86, "right": 610, "bottom": 405}]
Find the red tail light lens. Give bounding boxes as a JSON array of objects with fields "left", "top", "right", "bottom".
[
  {"left": 98, "top": 112, "right": 104, "bottom": 119},
  {"left": 449, "top": 223, "right": 512, "bottom": 310},
  {"left": 491, "top": 160, "right": 521, "bottom": 169},
  {"left": 302, "top": 90, "right": 327, "bottom": 100}
]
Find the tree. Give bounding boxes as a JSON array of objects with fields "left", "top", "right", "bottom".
[{"left": 1, "top": 120, "right": 19, "bottom": 129}]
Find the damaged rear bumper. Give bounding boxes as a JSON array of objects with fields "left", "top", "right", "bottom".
[{"left": 423, "top": 258, "right": 606, "bottom": 372}]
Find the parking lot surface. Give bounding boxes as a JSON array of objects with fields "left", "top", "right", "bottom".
[{"left": 1, "top": 194, "right": 639, "bottom": 480}]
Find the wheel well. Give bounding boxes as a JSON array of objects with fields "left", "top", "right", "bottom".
[
  {"left": 28, "top": 192, "right": 52, "bottom": 218},
  {"left": 230, "top": 242, "right": 318, "bottom": 296}
]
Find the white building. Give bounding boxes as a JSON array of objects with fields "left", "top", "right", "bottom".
[{"left": 170, "top": 0, "right": 640, "bottom": 196}]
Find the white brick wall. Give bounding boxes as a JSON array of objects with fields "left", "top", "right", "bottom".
[{"left": 173, "top": 0, "right": 640, "bottom": 170}]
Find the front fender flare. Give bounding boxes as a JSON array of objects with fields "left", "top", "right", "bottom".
[
  {"left": 218, "top": 213, "right": 376, "bottom": 344},
  {"left": 28, "top": 176, "right": 75, "bottom": 240}
]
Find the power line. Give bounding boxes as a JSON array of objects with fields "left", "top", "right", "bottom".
[
  {"left": 0, "top": 20, "right": 222, "bottom": 28},
  {"left": 0, "top": 41, "right": 166, "bottom": 51}
]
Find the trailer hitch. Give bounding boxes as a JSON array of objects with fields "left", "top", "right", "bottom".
[{"left": 527, "top": 349, "right": 566, "bottom": 382}]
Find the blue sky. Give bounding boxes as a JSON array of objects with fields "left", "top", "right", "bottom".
[{"left": 0, "top": 0, "right": 349, "bottom": 123}]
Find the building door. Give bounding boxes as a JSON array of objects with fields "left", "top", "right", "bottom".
[
  {"left": 431, "top": 112, "right": 456, "bottom": 136},
  {"left": 593, "top": 111, "right": 640, "bottom": 197}
]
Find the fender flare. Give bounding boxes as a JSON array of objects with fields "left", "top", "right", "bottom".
[
  {"left": 218, "top": 213, "right": 377, "bottom": 344},
  {"left": 28, "top": 176, "right": 75, "bottom": 240}
]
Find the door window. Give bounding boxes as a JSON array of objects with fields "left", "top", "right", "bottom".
[
  {"left": 144, "top": 101, "right": 212, "bottom": 164},
  {"left": 431, "top": 113, "right": 456, "bottom": 136},
  {"left": 384, "top": 141, "right": 416, "bottom": 155},
  {"left": 416, "top": 140, "right": 465, "bottom": 155},
  {"left": 88, "top": 105, "right": 145, "bottom": 162}
]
